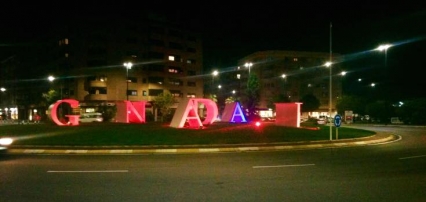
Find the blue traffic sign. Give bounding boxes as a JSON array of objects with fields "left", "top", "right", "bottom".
[{"left": 334, "top": 115, "right": 342, "bottom": 127}]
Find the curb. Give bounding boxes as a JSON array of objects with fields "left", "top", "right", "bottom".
[{"left": 6, "top": 132, "right": 399, "bottom": 155}]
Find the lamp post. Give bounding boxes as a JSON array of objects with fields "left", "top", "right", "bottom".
[
  {"left": 123, "top": 62, "right": 133, "bottom": 101},
  {"left": 244, "top": 62, "right": 253, "bottom": 75},
  {"left": 325, "top": 61, "right": 332, "bottom": 140},
  {"left": 212, "top": 70, "right": 218, "bottom": 84},
  {"left": 0, "top": 88, "right": 5, "bottom": 116},
  {"left": 48, "top": 75, "right": 62, "bottom": 99},
  {"left": 340, "top": 71, "right": 347, "bottom": 98},
  {"left": 375, "top": 44, "right": 392, "bottom": 67},
  {"left": 48, "top": 75, "right": 63, "bottom": 119},
  {"left": 327, "top": 22, "right": 333, "bottom": 140}
]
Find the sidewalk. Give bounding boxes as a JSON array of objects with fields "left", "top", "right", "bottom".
[{"left": 7, "top": 131, "right": 399, "bottom": 155}]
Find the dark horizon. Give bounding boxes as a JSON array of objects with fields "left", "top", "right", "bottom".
[{"left": 1, "top": 2, "right": 425, "bottom": 101}]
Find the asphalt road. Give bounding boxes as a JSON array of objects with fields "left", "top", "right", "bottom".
[{"left": 1, "top": 125, "right": 425, "bottom": 202}]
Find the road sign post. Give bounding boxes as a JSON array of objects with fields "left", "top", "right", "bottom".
[{"left": 334, "top": 115, "right": 342, "bottom": 139}]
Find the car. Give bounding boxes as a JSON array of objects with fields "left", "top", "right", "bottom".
[
  {"left": 0, "top": 137, "right": 14, "bottom": 154},
  {"left": 316, "top": 118, "right": 326, "bottom": 125},
  {"left": 261, "top": 117, "right": 275, "bottom": 122},
  {"left": 79, "top": 113, "right": 103, "bottom": 123}
]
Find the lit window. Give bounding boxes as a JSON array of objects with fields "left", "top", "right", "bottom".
[
  {"left": 170, "top": 91, "right": 182, "bottom": 97},
  {"left": 65, "top": 38, "right": 69, "bottom": 45},
  {"left": 127, "top": 90, "right": 137, "bottom": 96},
  {"left": 65, "top": 53, "right": 69, "bottom": 57},
  {"left": 186, "top": 59, "right": 195, "bottom": 64},
  {"left": 85, "top": 108, "right": 96, "bottom": 113},
  {"left": 168, "top": 56, "right": 175, "bottom": 61},
  {"left": 237, "top": 74, "right": 241, "bottom": 79},
  {"left": 169, "top": 79, "right": 182, "bottom": 86},
  {"left": 293, "top": 58, "right": 298, "bottom": 61},
  {"left": 187, "top": 93, "right": 196, "bottom": 98},
  {"left": 168, "top": 68, "right": 179, "bottom": 73}
]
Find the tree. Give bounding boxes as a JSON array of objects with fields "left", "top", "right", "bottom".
[
  {"left": 267, "top": 93, "right": 291, "bottom": 109},
  {"left": 299, "top": 94, "right": 320, "bottom": 112},
  {"left": 225, "top": 96, "right": 236, "bottom": 104},
  {"left": 244, "top": 74, "right": 260, "bottom": 118},
  {"left": 42, "top": 89, "right": 60, "bottom": 106},
  {"left": 152, "top": 92, "right": 177, "bottom": 122},
  {"left": 98, "top": 105, "right": 117, "bottom": 122},
  {"left": 396, "top": 98, "right": 426, "bottom": 125},
  {"left": 365, "top": 100, "right": 394, "bottom": 123},
  {"left": 336, "top": 95, "right": 366, "bottom": 116},
  {"left": 208, "top": 94, "right": 217, "bottom": 103}
]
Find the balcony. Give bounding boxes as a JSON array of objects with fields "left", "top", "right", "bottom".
[
  {"left": 86, "top": 94, "right": 107, "bottom": 101},
  {"left": 89, "top": 81, "right": 107, "bottom": 88}
]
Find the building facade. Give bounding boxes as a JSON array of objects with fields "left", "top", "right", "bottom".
[
  {"left": 2, "top": 15, "right": 204, "bottom": 121},
  {"left": 233, "top": 50, "right": 343, "bottom": 119}
]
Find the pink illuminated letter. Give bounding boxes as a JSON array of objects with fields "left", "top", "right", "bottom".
[
  {"left": 49, "top": 99, "right": 80, "bottom": 126},
  {"left": 115, "top": 101, "right": 146, "bottom": 123},
  {"left": 170, "top": 98, "right": 218, "bottom": 128}
]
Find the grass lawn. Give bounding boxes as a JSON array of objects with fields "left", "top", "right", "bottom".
[{"left": 1, "top": 121, "right": 375, "bottom": 147}]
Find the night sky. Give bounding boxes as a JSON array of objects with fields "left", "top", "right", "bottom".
[{"left": 1, "top": 1, "right": 425, "bottom": 100}]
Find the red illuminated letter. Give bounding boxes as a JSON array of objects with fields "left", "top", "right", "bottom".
[
  {"left": 48, "top": 99, "right": 80, "bottom": 126},
  {"left": 115, "top": 101, "right": 146, "bottom": 123}
]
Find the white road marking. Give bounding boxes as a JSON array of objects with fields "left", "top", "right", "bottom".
[
  {"left": 24, "top": 149, "right": 45, "bottom": 153},
  {"left": 66, "top": 150, "right": 88, "bottom": 154},
  {"left": 199, "top": 148, "right": 220, "bottom": 152},
  {"left": 399, "top": 155, "right": 426, "bottom": 160},
  {"left": 47, "top": 170, "right": 129, "bottom": 173},
  {"left": 110, "top": 150, "right": 133, "bottom": 154},
  {"left": 155, "top": 149, "right": 177, "bottom": 153},
  {"left": 238, "top": 147, "right": 259, "bottom": 151},
  {"left": 253, "top": 164, "right": 315, "bottom": 169}
]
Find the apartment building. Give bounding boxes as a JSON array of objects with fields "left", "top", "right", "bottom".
[
  {"left": 233, "top": 50, "right": 343, "bottom": 118},
  {"left": 45, "top": 16, "right": 204, "bottom": 115}
]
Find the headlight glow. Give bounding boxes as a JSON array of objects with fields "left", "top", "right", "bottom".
[{"left": 0, "top": 137, "right": 13, "bottom": 146}]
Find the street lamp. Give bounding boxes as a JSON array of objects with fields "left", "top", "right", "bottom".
[
  {"left": 123, "top": 62, "right": 133, "bottom": 101},
  {"left": 48, "top": 75, "right": 64, "bottom": 119},
  {"left": 244, "top": 62, "right": 253, "bottom": 75},
  {"left": 212, "top": 70, "right": 218, "bottom": 84},
  {"left": 47, "top": 75, "right": 62, "bottom": 99},
  {"left": 375, "top": 44, "right": 392, "bottom": 67},
  {"left": 0, "top": 87, "right": 5, "bottom": 92},
  {"left": 324, "top": 61, "right": 332, "bottom": 140},
  {"left": 339, "top": 71, "right": 347, "bottom": 98}
]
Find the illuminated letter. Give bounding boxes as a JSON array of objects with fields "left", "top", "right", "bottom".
[
  {"left": 275, "top": 102, "right": 303, "bottom": 127},
  {"left": 48, "top": 99, "right": 80, "bottom": 126},
  {"left": 195, "top": 98, "right": 218, "bottom": 125},
  {"left": 170, "top": 98, "right": 218, "bottom": 128},
  {"left": 221, "top": 102, "right": 247, "bottom": 123},
  {"left": 115, "top": 101, "right": 146, "bottom": 123}
]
